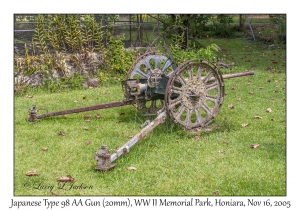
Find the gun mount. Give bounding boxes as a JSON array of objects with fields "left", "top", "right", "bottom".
[{"left": 26, "top": 42, "right": 254, "bottom": 170}]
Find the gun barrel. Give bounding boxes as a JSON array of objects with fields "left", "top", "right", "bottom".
[{"left": 206, "top": 70, "right": 254, "bottom": 83}]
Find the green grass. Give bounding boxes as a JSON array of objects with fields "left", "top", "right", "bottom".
[{"left": 14, "top": 37, "right": 286, "bottom": 196}]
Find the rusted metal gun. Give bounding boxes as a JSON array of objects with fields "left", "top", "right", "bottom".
[{"left": 26, "top": 36, "right": 254, "bottom": 170}]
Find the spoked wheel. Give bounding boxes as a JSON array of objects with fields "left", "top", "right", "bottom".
[
  {"left": 165, "top": 59, "right": 225, "bottom": 129},
  {"left": 127, "top": 52, "right": 176, "bottom": 114}
]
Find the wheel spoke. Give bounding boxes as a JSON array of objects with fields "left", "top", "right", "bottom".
[
  {"left": 195, "top": 108, "right": 202, "bottom": 124},
  {"left": 196, "top": 66, "right": 203, "bottom": 80},
  {"left": 203, "top": 71, "right": 214, "bottom": 83},
  {"left": 206, "top": 81, "right": 219, "bottom": 91},
  {"left": 183, "top": 109, "right": 192, "bottom": 125},
  {"left": 206, "top": 95, "right": 218, "bottom": 103},
  {"left": 132, "top": 68, "right": 149, "bottom": 78},
  {"left": 188, "top": 66, "right": 193, "bottom": 79},
  {"left": 154, "top": 56, "right": 161, "bottom": 69},
  {"left": 201, "top": 102, "right": 213, "bottom": 116},
  {"left": 174, "top": 105, "right": 185, "bottom": 121},
  {"left": 162, "top": 59, "right": 172, "bottom": 73},
  {"left": 168, "top": 96, "right": 183, "bottom": 109},
  {"left": 176, "top": 74, "right": 187, "bottom": 85},
  {"left": 171, "top": 86, "right": 183, "bottom": 94}
]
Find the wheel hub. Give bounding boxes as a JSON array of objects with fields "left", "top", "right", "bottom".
[{"left": 181, "top": 78, "right": 206, "bottom": 109}]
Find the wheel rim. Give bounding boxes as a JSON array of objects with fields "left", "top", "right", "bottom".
[
  {"left": 165, "top": 59, "right": 224, "bottom": 129},
  {"left": 127, "top": 52, "right": 176, "bottom": 114}
]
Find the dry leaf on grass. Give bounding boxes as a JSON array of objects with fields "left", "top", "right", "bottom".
[
  {"left": 83, "top": 126, "right": 89, "bottom": 130},
  {"left": 228, "top": 104, "right": 234, "bottom": 109},
  {"left": 42, "top": 147, "right": 48, "bottom": 151},
  {"left": 51, "top": 191, "right": 59, "bottom": 196},
  {"left": 84, "top": 113, "right": 91, "bottom": 118},
  {"left": 213, "top": 190, "right": 220, "bottom": 195},
  {"left": 242, "top": 123, "right": 249, "bottom": 127},
  {"left": 251, "top": 144, "right": 260, "bottom": 149},
  {"left": 24, "top": 94, "right": 33, "bottom": 98},
  {"left": 223, "top": 140, "right": 230, "bottom": 144},
  {"left": 254, "top": 116, "right": 262, "bottom": 119},
  {"left": 26, "top": 170, "right": 38, "bottom": 176},
  {"left": 95, "top": 113, "right": 102, "bottom": 119},
  {"left": 195, "top": 128, "right": 201, "bottom": 132},
  {"left": 57, "top": 175, "right": 74, "bottom": 182},
  {"left": 127, "top": 166, "right": 137, "bottom": 171},
  {"left": 58, "top": 131, "right": 66, "bottom": 136},
  {"left": 266, "top": 108, "right": 273, "bottom": 113},
  {"left": 86, "top": 140, "right": 92, "bottom": 145},
  {"left": 271, "top": 118, "right": 276, "bottom": 121},
  {"left": 249, "top": 91, "right": 254, "bottom": 95},
  {"left": 237, "top": 98, "right": 242, "bottom": 101}
]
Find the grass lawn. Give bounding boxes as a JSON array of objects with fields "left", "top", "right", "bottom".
[{"left": 14, "top": 37, "right": 286, "bottom": 196}]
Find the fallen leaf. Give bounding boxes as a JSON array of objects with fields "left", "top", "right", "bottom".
[
  {"left": 218, "top": 150, "right": 226, "bottom": 154},
  {"left": 213, "top": 190, "right": 220, "bottom": 195},
  {"left": 223, "top": 140, "right": 230, "bottom": 144},
  {"left": 195, "top": 128, "right": 201, "bottom": 132},
  {"left": 84, "top": 113, "right": 91, "bottom": 118},
  {"left": 251, "top": 144, "right": 260, "bottom": 149},
  {"left": 42, "top": 147, "right": 48, "bottom": 151},
  {"left": 26, "top": 170, "right": 38, "bottom": 176},
  {"left": 271, "top": 118, "right": 276, "bottom": 121},
  {"left": 57, "top": 175, "right": 74, "bottom": 182},
  {"left": 237, "top": 98, "right": 242, "bottom": 101},
  {"left": 95, "top": 113, "right": 102, "bottom": 119},
  {"left": 259, "top": 86, "right": 264, "bottom": 89},
  {"left": 242, "top": 123, "right": 249, "bottom": 127},
  {"left": 24, "top": 94, "right": 33, "bottom": 98},
  {"left": 74, "top": 100, "right": 79, "bottom": 103},
  {"left": 51, "top": 191, "right": 59, "bottom": 196},
  {"left": 83, "top": 126, "right": 89, "bottom": 130},
  {"left": 231, "top": 87, "right": 235, "bottom": 90},
  {"left": 86, "top": 140, "right": 92, "bottom": 145},
  {"left": 249, "top": 91, "right": 254, "bottom": 95},
  {"left": 254, "top": 116, "right": 262, "bottom": 119},
  {"left": 127, "top": 166, "right": 137, "bottom": 171},
  {"left": 58, "top": 131, "right": 66, "bottom": 136},
  {"left": 266, "top": 108, "right": 273, "bottom": 113},
  {"left": 228, "top": 104, "right": 234, "bottom": 109}
]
